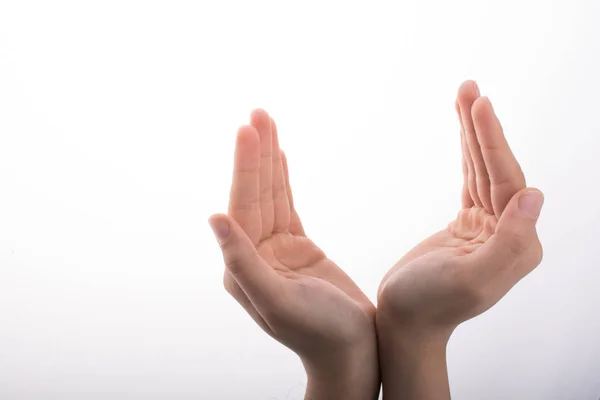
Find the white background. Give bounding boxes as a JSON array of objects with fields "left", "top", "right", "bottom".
[{"left": 0, "top": 1, "right": 599, "bottom": 399}]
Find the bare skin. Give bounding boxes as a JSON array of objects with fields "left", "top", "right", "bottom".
[
  {"left": 209, "top": 110, "right": 379, "bottom": 400},
  {"left": 377, "top": 80, "right": 544, "bottom": 399}
]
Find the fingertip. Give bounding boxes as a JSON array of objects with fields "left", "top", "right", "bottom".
[
  {"left": 471, "top": 96, "right": 493, "bottom": 119},
  {"left": 518, "top": 189, "right": 544, "bottom": 220},
  {"left": 208, "top": 214, "right": 231, "bottom": 244},
  {"left": 236, "top": 125, "right": 260, "bottom": 145},
  {"left": 250, "top": 110, "right": 273, "bottom": 156},
  {"left": 237, "top": 124, "right": 259, "bottom": 135},
  {"left": 250, "top": 108, "right": 270, "bottom": 125},
  {"left": 210, "top": 211, "right": 233, "bottom": 219},
  {"left": 208, "top": 212, "right": 227, "bottom": 228},
  {"left": 250, "top": 108, "right": 268, "bottom": 117},
  {"left": 458, "top": 80, "right": 480, "bottom": 98}
]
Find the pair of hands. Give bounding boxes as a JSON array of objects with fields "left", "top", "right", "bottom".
[{"left": 209, "top": 81, "right": 544, "bottom": 399}]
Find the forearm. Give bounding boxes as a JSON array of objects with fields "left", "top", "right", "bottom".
[
  {"left": 302, "top": 341, "right": 380, "bottom": 400},
  {"left": 377, "top": 314, "right": 452, "bottom": 400}
]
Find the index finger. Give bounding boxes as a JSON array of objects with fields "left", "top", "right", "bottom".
[
  {"left": 228, "top": 125, "right": 262, "bottom": 245},
  {"left": 471, "top": 96, "right": 526, "bottom": 217}
]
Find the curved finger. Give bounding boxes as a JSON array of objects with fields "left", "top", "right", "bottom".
[
  {"left": 457, "top": 80, "right": 491, "bottom": 212},
  {"left": 209, "top": 213, "right": 284, "bottom": 309},
  {"left": 270, "top": 118, "right": 291, "bottom": 233},
  {"left": 469, "top": 188, "right": 544, "bottom": 280},
  {"left": 471, "top": 96, "right": 526, "bottom": 217},
  {"left": 457, "top": 104, "right": 475, "bottom": 209},
  {"left": 223, "top": 270, "right": 273, "bottom": 334},
  {"left": 456, "top": 99, "right": 479, "bottom": 208},
  {"left": 281, "top": 151, "right": 305, "bottom": 236}
]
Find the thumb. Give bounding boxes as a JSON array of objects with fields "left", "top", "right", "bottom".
[
  {"left": 475, "top": 188, "right": 544, "bottom": 271},
  {"left": 208, "top": 213, "right": 282, "bottom": 306}
]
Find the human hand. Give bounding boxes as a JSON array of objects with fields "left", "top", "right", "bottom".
[
  {"left": 376, "top": 81, "right": 544, "bottom": 399},
  {"left": 209, "top": 110, "right": 379, "bottom": 400}
]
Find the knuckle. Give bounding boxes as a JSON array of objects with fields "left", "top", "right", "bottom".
[
  {"left": 222, "top": 248, "right": 243, "bottom": 275},
  {"left": 230, "top": 198, "right": 260, "bottom": 211},
  {"left": 272, "top": 185, "right": 287, "bottom": 201},
  {"left": 502, "top": 232, "right": 530, "bottom": 258},
  {"left": 468, "top": 174, "right": 477, "bottom": 186},
  {"left": 476, "top": 174, "right": 491, "bottom": 185},
  {"left": 230, "top": 188, "right": 260, "bottom": 211},
  {"left": 483, "top": 215, "right": 497, "bottom": 235},
  {"left": 222, "top": 244, "right": 261, "bottom": 278},
  {"left": 260, "top": 186, "right": 273, "bottom": 200}
]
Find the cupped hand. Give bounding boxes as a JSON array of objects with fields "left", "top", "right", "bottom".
[
  {"left": 209, "top": 110, "right": 378, "bottom": 397},
  {"left": 377, "top": 81, "right": 544, "bottom": 335}
]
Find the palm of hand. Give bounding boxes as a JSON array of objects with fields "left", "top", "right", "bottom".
[
  {"left": 258, "top": 233, "right": 373, "bottom": 311},
  {"left": 378, "top": 82, "right": 543, "bottom": 329},
  {"left": 379, "top": 207, "right": 499, "bottom": 327},
  {"left": 254, "top": 234, "right": 374, "bottom": 348},
  {"left": 221, "top": 110, "right": 374, "bottom": 356},
  {"left": 389, "top": 206, "right": 497, "bottom": 270}
]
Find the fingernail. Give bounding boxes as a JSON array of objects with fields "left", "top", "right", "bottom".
[
  {"left": 473, "top": 81, "right": 480, "bottom": 96},
  {"left": 518, "top": 191, "right": 544, "bottom": 219},
  {"left": 209, "top": 217, "right": 230, "bottom": 244}
]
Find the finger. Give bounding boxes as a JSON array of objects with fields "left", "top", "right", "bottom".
[
  {"left": 455, "top": 98, "right": 480, "bottom": 208},
  {"left": 270, "top": 118, "right": 291, "bottom": 233},
  {"left": 228, "top": 125, "right": 262, "bottom": 245},
  {"left": 209, "top": 213, "right": 283, "bottom": 309},
  {"left": 472, "top": 96, "right": 526, "bottom": 217},
  {"left": 223, "top": 270, "right": 273, "bottom": 334},
  {"left": 458, "top": 109, "right": 475, "bottom": 209},
  {"left": 470, "top": 188, "right": 544, "bottom": 279},
  {"left": 281, "top": 151, "right": 306, "bottom": 236},
  {"left": 250, "top": 109, "right": 275, "bottom": 240},
  {"left": 457, "top": 80, "right": 492, "bottom": 212}
]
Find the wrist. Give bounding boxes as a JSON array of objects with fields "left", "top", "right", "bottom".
[
  {"left": 375, "top": 297, "right": 456, "bottom": 345},
  {"left": 376, "top": 311, "right": 452, "bottom": 400},
  {"left": 302, "top": 339, "right": 380, "bottom": 400}
]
